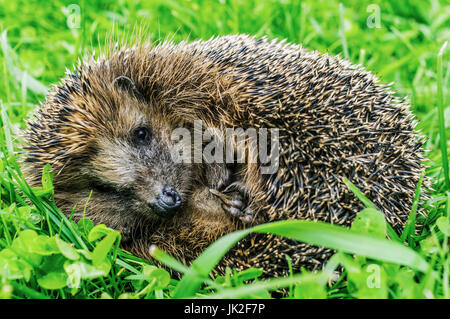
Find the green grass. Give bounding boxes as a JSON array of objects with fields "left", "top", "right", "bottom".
[{"left": 0, "top": 0, "right": 449, "bottom": 299}]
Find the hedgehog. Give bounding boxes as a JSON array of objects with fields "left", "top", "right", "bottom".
[{"left": 22, "top": 34, "right": 427, "bottom": 277}]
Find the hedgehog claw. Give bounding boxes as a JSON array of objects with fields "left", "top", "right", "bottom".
[
  {"left": 240, "top": 209, "right": 254, "bottom": 224},
  {"left": 210, "top": 188, "right": 254, "bottom": 224},
  {"left": 221, "top": 202, "right": 253, "bottom": 224}
]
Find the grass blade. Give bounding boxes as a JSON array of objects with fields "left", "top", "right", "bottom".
[
  {"left": 0, "top": 101, "right": 14, "bottom": 155},
  {"left": 343, "top": 178, "right": 402, "bottom": 242},
  {"left": 203, "top": 272, "right": 329, "bottom": 299},
  {"left": 150, "top": 245, "right": 189, "bottom": 274},
  {"left": 437, "top": 41, "right": 449, "bottom": 189},
  {"left": 173, "top": 219, "right": 430, "bottom": 298},
  {"left": 339, "top": 3, "right": 349, "bottom": 60},
  {"left": 253, "top": 221, "right": 429, "bottom": 272},
  {"left": 172, "top": 228, "right": 252, "bottom": 298},
  {"left": 400, "top": 172, "right": 424, "bottom": 244}
]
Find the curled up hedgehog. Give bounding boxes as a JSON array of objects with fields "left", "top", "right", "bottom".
[{"left": 22, "top": 34, "right": 427, "bottom": 277}]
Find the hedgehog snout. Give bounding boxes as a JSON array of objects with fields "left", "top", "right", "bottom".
[{"left": 148, "top": 185, "right": 182, "bottom": 218}]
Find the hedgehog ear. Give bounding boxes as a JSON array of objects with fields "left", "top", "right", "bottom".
[{"left": 112, "top": 76, "right": 144, "bottom": 100}]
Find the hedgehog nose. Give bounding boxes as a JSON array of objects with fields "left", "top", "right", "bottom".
[{"left": 157, "top": 185, "right": 182, "bottom": 213}]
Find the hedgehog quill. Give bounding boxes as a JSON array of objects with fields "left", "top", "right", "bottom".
[{"left": 22, "top": 34, "right": 427, "bottom": 277}]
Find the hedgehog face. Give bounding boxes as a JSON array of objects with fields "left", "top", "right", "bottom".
[
  {"left": 24, "top": 77, "right": 194, "bottom": 227},
  {"left": 84, "top": 95, "right": 193, "bottom": 221}
]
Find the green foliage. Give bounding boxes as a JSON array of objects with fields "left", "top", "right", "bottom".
[
  {"left": 147, "top": 200, "right": 439, "bottom": 299},
  {"left": 0, "top": 0, "right": 449, "bottom": 299},
  {"left": 0, "top": 216, "right": 120, "bottom": 294}
]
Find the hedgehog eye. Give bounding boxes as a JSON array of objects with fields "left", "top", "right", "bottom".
[{"left": 132, "top": 126, "right": 150, "bottom": 145}]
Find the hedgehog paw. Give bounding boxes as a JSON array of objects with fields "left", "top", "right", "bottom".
[{"left": 209, "top": 188, "right": 254, "bottom": 224}]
